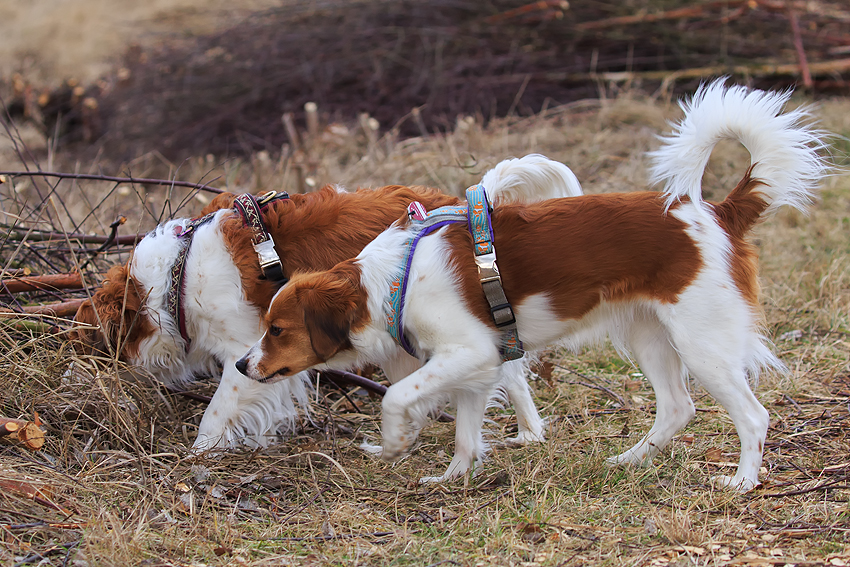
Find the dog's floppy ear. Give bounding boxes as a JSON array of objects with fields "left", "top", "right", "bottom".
[
  {"left": 297, "top": 271, "right": 362, "bottom": 361},
  {"left": 71, "top": 299, "right": 104, "bottom": 355},
  {"left": 72, "top": 264, "right": 149, "bottom": 359}
]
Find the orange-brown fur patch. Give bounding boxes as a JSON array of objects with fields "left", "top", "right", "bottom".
[
  {"left": 446, "top": 191, "right": 704, "bottom": 329},
  {"left": 256, "top": 260, "right": 369, "bottom": 378},
  {"left": 219, "top": 185, "right": 459, "bottom": 312},
  {"left": 71, "top": 264, "right": 153, "bottom": 360},
  {"left": 712, "top": 168, "right": 769, "bottom": 308}
]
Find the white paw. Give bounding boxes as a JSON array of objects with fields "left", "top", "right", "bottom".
[
  {"left": 379, "top": 411, "right": 416, "bottom": 461},
  {"left": 359, "top": 440, "right": 384, "bottom": 458},
  {"left": 711, "top": 474, "right": 758, "bottom": 493},
  {"left": 504, "top": 429, "right": 545, "bottom": 446},
  {"left": 191, "top": 432, "right": 230, "bottom": 455},
  {"left": 418, "top": 456, "right": 481, "bottom": 484},
  {"left": 606, "top": 452, "right": 651, "bottom": 468}
]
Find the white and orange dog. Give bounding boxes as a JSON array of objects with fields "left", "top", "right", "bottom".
[{"left": 237, "top": 81, "right": 827, "bottom": 489}]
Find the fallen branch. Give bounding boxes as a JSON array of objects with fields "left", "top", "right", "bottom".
[
  {"left": 4, "top": 228, "right": 144, "bottom": 246},
  {"left": 0, "top": 171, "right": 224, "bottom": 194},
  {"left": 574, "top": 0, "right": 787, "bottom": 31},
  {"left": 787, "top": 7, "right": 813, "bottom": 89},
  {"left": 0, "top": 416, "right": 45, "bottom": 450},
  {"left": 551, "top": 57, "right": 850, "bottom": 83},
  {"left": 0, "top": 298, "right": 86, "bottom": 318},
  {"left": 485, "top": 1, "right": 568, "bottom": 25},
  {"left": 1, "top": 273, "right": 83, "bottom": 294}
]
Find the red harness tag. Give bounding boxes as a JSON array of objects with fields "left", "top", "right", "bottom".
[{"left": 407, "top": 201, "right": 427, "bottom": 221}]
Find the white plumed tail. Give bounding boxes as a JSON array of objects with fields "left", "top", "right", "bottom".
[
  {"left": 481, "top": 153, "right": 583, "bottom": 204},
  {"left": 649, "top": 79, "right": 829, "bottom": 214}
]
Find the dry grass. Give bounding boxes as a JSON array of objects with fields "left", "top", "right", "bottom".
[{"left": 1, "top": 90, "right": 849, "bottom": 566}]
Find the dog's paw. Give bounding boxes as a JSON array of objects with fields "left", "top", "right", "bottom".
[
  {"left": 711, "top": 474, "right": 759, "bottom": 493},
  {"left": 359, "top": 440, "right": 384, "bottom": 458},
  {"left": 606, "top": 449, "right": 652, "bottom": 468},
  {"left": 504, "top": 429, "right": 545, "bottom": 446},
  {"left": 418, "top": 455, "right": 482, "bottom": 484},
  {"left": 379, "top": 433, "right": 413, "bottom": 462},
  {"left": 379, "top": 409, "right": 417, "bottom": 461}
]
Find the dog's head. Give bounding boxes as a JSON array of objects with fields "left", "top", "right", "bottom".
[
  {"left": 236, "top": 263, "right": 366, "bottom": 383},
  {"left": 71, "top": 263, "right": 153, "bottom": 361}
]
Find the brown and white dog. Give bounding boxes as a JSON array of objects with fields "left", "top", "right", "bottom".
[
  {"left": 72, "top": 156, "right": 583, "bottom": 452},
  {"left": 237, "top": 81, "right": 828, "bottom": 488}
]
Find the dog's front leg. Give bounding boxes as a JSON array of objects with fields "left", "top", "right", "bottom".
[
  {"left": 193, "top": 360, "right": 248, "bottom": 451},
  {"left": 379, "top": 348, "right": 500, "bottom": 481},
  {"left": 419, "top": 390, "right": 488, "bottom": 483}
]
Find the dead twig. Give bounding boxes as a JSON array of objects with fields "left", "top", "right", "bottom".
[
  {"left": 0, "top": 298, "right": 86, "bottom": 318},
  {"left": 787, "top": 7, "right": 813, "bottom": 89},
  {"left": 0, "top": 171, "right": 224, "bottom": 194}
]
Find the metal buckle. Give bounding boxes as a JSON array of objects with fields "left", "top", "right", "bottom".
[
  {"left": 474, "top": 251, "right": 501, "bottom": 284},
  {"left": 258, "top": 191, "right": 277, "bottom": 206},
  {"left": 253, "top": 239, "right": 281, "bottom": 268}
]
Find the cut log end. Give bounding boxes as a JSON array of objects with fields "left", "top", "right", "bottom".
[{"left": 0, "top": 417, "right": 46, "bottom": 451}]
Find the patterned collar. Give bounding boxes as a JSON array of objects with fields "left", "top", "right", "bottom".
[
  {"left": 166, "top": 212, "right": 217, "bottom": 351},
  {"left": 386, "top": 185, "right": 524, "bottom": 362},
  {"left": 165, "top": 191, "right": 289, "bottom": 352}
]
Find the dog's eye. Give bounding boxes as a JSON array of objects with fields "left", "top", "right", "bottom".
[{"left": 269, "top": 325, "right": 282, "bottom": 337}]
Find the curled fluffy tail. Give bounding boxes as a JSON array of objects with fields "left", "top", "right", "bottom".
[
  {"left": 649, "top": 79, "right": 829, "bottom": 214},
  {"left": 481, "top": 154, "right": 583, "bottom": 204}
]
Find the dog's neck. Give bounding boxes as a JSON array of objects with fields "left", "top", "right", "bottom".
[{"left": 323, "top": 224, "right": 419, "bottom": 369}]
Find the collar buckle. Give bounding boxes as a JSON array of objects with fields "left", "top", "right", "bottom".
[
  {"left": 475, "top": 251, "right": 501, "bottom": 284},
  {"left": 254, "top": 239, "right": 281, "bottom": 269},
  {"left": 258, "top": 191, "right": 278, "bottom": 206}
]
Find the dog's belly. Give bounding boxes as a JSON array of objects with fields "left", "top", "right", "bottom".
[{"left": 514, "top": 292, "right": 650, "bottom": 353}]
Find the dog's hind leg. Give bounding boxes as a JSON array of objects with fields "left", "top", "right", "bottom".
[
  {"left": 608, "top": 314, "right": 694, "bottom": 467},
  {"left": 673, "top": 341, "right": 768, "bottom": 492},
  {"left": 662, "top": 293, "right": 770, "bottom": 492},
  {"left": 499, "top": 358, "right": 546, "bottom": 444}
]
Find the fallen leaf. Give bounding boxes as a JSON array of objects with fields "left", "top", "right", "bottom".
[{"left": 705, "top": 448, "right": 723, "bottom": 463}]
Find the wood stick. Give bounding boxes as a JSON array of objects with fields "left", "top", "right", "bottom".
[
  {"left": 485, "top": 1, "right": 568, "bottom": 25},
  {"left": 787, "top": 8, "right": 813, "bottom": 89},
  {"left": 6, "top": 229, "right": 143, "bottom": 246},
  {"left": 0, "top": 416, "right": 45, "bottom": 451},
  {"left": 0, "top": 298, "right": 86, "bottom": 318},
  {"left": 1, "top": 273, "right": 83, "bottom": 294},
  {"left": 573, "top": 0, "right": 788, "bottom": 31},
  {"left": 544, "top": 57, "right": 850, "bottom": 83},
  {"left": 0, "top": 170, "right": 224, "bottom": 194}
]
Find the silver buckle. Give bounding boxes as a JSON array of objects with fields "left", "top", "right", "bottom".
[
  {"left": 253, "top": 239, "right": 280, "bottom": 268},
  {"left": 475, "top": 251, "right": 501, "bottom": 283}
]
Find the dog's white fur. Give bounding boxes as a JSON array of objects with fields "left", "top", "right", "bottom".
[
  {"left": 130, "top": 214, "right": 312, "bottom": 448},
  {"left": 241, "top": 81, "right": 827, "bottom": 489}
]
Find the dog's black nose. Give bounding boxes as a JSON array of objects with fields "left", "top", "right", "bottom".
[{"left": 234, "top": 357, "right": 249, "bottom": 376}]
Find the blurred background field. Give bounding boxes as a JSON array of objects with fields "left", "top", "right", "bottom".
[{"left": 0, "top": 1, "right": 849, "bottom": 566}]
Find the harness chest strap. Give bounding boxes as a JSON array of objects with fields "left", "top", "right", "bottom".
[
  {"left": 167, "top": 211, "right": 218, "bottom": 350},
  {"left": 387, "top": 187, "right": 524, "bottom": 362},
  {"left": 465, "top": 184, "right": 524, "bottom": 361}
]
